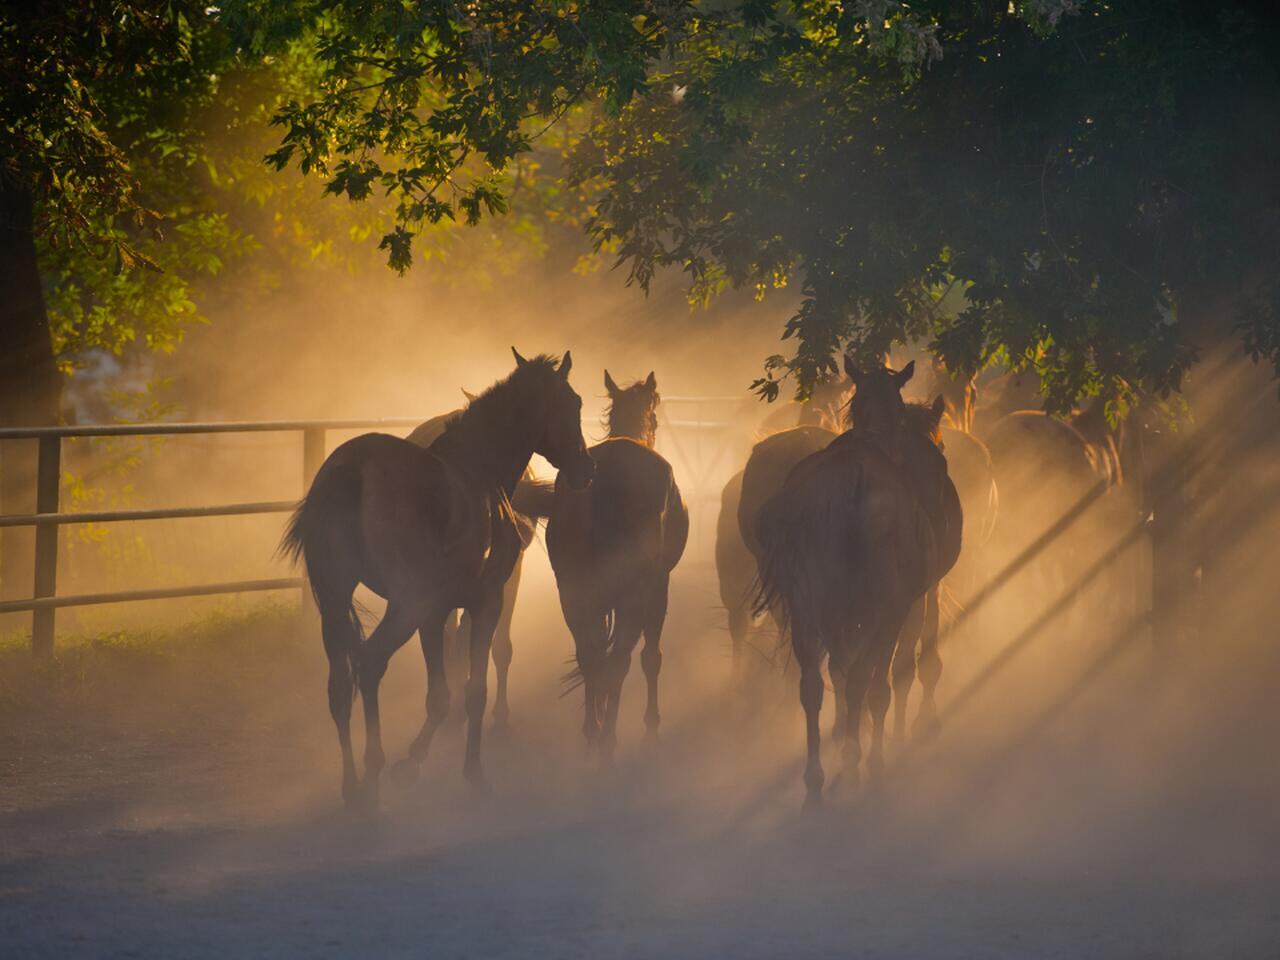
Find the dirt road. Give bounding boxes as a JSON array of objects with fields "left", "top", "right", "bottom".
[{"left": 1, "top": 562, "right": 1278, "bottom": 958}]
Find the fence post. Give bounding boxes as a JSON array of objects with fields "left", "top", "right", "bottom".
[
  {"left": 300, "top": 428, "right": 325, "bottom": 618},
  {"left": 31, "top": 435, "right": 60, "bottom": 656}
]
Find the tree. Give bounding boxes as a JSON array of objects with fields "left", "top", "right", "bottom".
[
  {"left": 0, "top": 0, "right": 230, "bottom": 601},
  {"left": 577, "top": 1, "right": 1280, "bottom": 410}
]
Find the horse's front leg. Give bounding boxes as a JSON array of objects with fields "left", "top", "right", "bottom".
[{"left": 461, "top": 590, "right": 502, "bottom": 790}]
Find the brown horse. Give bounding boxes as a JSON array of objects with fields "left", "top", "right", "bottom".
[
  {"left": 406, "top": 402, "right": 536, "bottom": 730},
  {"left": 719, "top": 424, "right": 837, "bottom": 677},
  {"left": 525, "top": 371, "right": 688, "bottom": 762},
  {"left": 281, "top": 350, "right": 594, "bottom": 809},
  {"left": 756, "top": 358, "right": 961, "bottom": 808}
]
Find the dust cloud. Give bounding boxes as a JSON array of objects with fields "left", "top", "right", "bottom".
[{"left": 2, "top": 249, "right": 1279, "bottom": 958}]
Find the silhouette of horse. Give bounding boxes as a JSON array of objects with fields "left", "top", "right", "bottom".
[
  {"left": 281, "top": 350, "right": 594, "bottom": 809},
  {"left": 756, "top": 359, "right": 961, "bottom": 808},
  {"left": 719, "top": 424, "right": 837, "bottom": 677},
  {"left": 982, "top": 400, "right": 1138, "bottom": 646},
  {"left": 523, "top": 370, "right": 688, "bottom": 762},
  {"left": 406, "top": 397, "right": 536, "bottom": 731},
  {"left": 715, "top": 376, "right": 849, "bottom": 681}
]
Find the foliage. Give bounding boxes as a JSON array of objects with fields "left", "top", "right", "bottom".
[
  {"left": 573, "top": 1, "right": 1280, "bottom": 408},
  {"left": 238, "top": 0, "right": 694, "bottom": 273}
]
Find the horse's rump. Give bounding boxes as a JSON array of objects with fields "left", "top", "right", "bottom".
[
  {"left": 738, "top": 425, "right": 836, "bottom": 560},
  {"left": 755, "top": 441, "right": 938, "bottom": 642}
]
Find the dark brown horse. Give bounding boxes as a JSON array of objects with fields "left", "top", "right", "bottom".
[
  {"left": 406, "top": 402, "right": 536, "bottom": 730},
  {"left": 756, "top": 359, "right": 962, "bottom": 808},
  {"left": 281, "top": 350, "right": 594, "bottom": 809},
  {"left": 525, "top": 371, "right": 688, "bottom": 761},
  {"left": 719, "top": 424, "right": 837, "bottom": 677}
]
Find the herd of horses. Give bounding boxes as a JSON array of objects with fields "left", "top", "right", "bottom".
[{"left": 283, "top": 347, "right": 1136, "bottom": 812}]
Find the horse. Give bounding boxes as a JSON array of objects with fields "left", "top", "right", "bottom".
[
  {"left": 406, "top": 398, "right": 536, "bottom": 731},
  {"left": 981, "top": 401, "right": 1138, "bottom": 662},
  {"left": 280, "top": 349, "right": 594, "bottom": 809},
  {"left": 523, "top": 370, "right": 688, "bottom": 762},
  {"left": 714, "top": 376, "right": 849, "bottom": 681},
  {"left": 756, "top": 358, "right": 962, "bottom": 808},
  {"left": 755, "top": 374, "right": 852, "bottom": 436},
  {"left": 720, "top": 424, "right": 838, "bottom": 678}
]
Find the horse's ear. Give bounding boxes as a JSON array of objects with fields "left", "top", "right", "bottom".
[
  {"left": 893, "top": 360, "right": 916, "bottom": 388},
  {"left": 843, "top": 352, "right": 861, "bottom": 385},
  {"left": 461, "top": 388, "right": 477, "bottom": 403},
  {"left": 644, "top": 371, "right": 657, "bottom": 391},
  {"left": 512, "top": 346, "right": 529, "bottom": 367},
  {"left": 604, "top": 369, "right": 620, "bottom": 396},
  {"left": 557, "top": 350, "right": 573, "bottom": 379},
  {"left": 931, "top": 394, "right": 946, "bottom": 422}
]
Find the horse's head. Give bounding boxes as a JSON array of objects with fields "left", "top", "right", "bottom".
[
  {"left": 604, "top": 369, "right": 660, "bottom": 447},
  {"left": 904, "top": 395, "right": 947, "bottom": 449},
  {"left": 799, "top": 374, "right": 852, "bottom": 430},
  {"left": 512, "top": 347, "right": 594, "bottom": 489},
  {"left": 843, "top": 355, "right": 914, "bottom": 432},
  {"left": 927, "top": 357, "right": 977, "bottom": 432}
]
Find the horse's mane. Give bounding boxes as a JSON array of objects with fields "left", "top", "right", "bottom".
[
  {"left": 903, "top": 400, "right": 944, "bottom": 448},
  {"left": 438, "top": 354, "right": 562, "bottom": 441},
  {"left": 604, "top": 378, "right": 658, "bottom": 440}
]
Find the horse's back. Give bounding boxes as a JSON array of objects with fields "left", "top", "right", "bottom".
[
  {"left": 588, "top": 438, "right": 685, "bottom": 571},
  {"left": 757, "top": 438, "right": 938, "bottom": 629},
  {"left": 327, "top": 433, "right": 506, "bottom": 598},
  {"left": 739, "top": 425, "right": 836, "bottom": 558},
  {"left": 716, "top": 471, "right": 755, "bottom": 609}
]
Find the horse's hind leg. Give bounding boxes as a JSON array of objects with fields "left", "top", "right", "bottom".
[
  {"left": 839, "top": 644, "right": 874, "bottom": 794},
  {"left": 794, "top": 626, "right": 826, "bottom": 811},
  {"left": 355, "top": 601, "right": 420, "bottom": 811},
  {"left": 391, "top": 607, "right": 452, "bottom": 788},
  {"left": 320, "top": 596, "right": 360, "bottom": 808},
  {"left": 892, "top": 596, "right": 925, "bottom": 743},
  {"left": 866, "top": 632, "right": 900, "bottom": 785},
  {"left": 600, "top": 604, "right": 645, "bottom": 765},
  {"left": 830, "top": 656, "right": 848, "bottom": 742},
  {"left": 491, "top": 553, "right": 522, "bottom": 732},
  {"left": 443, "top": 610, "right": 468, "bottom": 725},
  {"left": 914, "top": 585, "right": 943, "bottom": 740},
  {"left": 640, "top": 574, "right": 669, "bottom": 743},
  {"left": 462, "top": 593, "right": 503, "bottom": 789}
]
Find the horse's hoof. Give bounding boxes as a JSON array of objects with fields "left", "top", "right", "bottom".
[
  {"left": 642, "top": 728, "right": 660, "bottom": 748},
  {"left": 342, "top": 780, "right": 361, "bottom": 811},
  {"left": 802, "top": 790, "right": 825, "bottom": 814},
  {"left": 914, "top": 716, "right": 941, "bottom": 742},
  {"left": 346, "top": 780, "right": 379, "bottom": 815},
  {"left": 388, "top": 758, "right": 421, "bottom": 789}
]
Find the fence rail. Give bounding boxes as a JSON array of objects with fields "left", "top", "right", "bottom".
[
  {"left": 0, "top": 418, "right": 423, "bottom": 654},
  {"left": 1, "top": 403, "right": 749, "bottom": 655}
]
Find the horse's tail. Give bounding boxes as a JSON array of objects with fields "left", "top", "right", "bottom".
[
  {"left": 511, "top": 477, "right": 556, "bottom": 520},
  {"left": 753, "top": 458, "right": 862, "bottom": 634},
  {"left": 278, "top": 462, "right": 366, "bottom": 683}
]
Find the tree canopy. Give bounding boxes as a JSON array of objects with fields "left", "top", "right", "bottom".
[
  {"left": 5, "top": 1, "right": 1279, "bottom": 418},
  {"left": 575, "top": 1, "right": 1280, "bottom": 410}
]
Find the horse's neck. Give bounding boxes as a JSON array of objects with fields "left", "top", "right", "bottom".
[
  {"left": 608, "top": 414, "right": 650, "bottom": 446},
  {"left": 430, "top": 402, "right": 533, "bottom": 495}
]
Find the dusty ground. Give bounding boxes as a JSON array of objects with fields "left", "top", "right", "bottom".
[{"left": 1, "top": 560, "right": 1278, "bottom": 959}]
